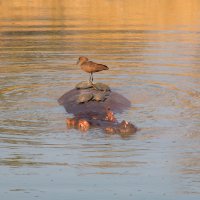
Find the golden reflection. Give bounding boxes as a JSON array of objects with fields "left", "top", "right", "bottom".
[
  {"left": 0, "top": 1, "right": 199, "bottom": 193},
  {"left": 0, "top": 83, "right": 52, "bottom": 95},
  {"left": 0, "top": 155, "right": 68, "bottom": 167},
  {"left": 78, "top": 160, "right": 145, "bottom": 168},
  {"left": 0, "top": 0, "right": 200, "bottom": 30}
]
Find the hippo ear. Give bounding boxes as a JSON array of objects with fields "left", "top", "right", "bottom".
[{"left": 106, "top": 107, "right": 110, "bottom": 112}]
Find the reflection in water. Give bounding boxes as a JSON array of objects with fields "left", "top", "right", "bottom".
[{"left": 0, "top": 1, "right": 200, "bottom": 199}]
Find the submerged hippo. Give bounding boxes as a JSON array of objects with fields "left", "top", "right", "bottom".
[{"left": 58, "top": 81, "right": 137, "bottom": 135}]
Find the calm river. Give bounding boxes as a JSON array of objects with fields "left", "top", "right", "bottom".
[{"left": 0, "top": 1, "right": 200, "bottom": 199}]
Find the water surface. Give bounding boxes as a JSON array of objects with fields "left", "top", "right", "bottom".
[{"left": 0, "top": 1, "right": 200, "bottom": 199}]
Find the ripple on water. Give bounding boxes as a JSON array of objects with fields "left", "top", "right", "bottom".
[{"left": 1, "top": 1, "right": 200, "bottom": 199}]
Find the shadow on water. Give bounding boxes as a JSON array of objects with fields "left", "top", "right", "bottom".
[{"left": 0, "top": 0, "right": 200, "bottom": 199}]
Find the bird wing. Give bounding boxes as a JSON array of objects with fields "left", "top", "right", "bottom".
[{"left": 87, "top": 61, "right": 109, "bottom": 72}]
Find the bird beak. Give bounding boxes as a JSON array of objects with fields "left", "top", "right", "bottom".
[{"left": 76, "top": 60, "right": 80, "bottom": 65}]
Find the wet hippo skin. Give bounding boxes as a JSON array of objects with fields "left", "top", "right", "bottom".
[
  {"left": 58, "top": 88, "right": 131, "bottom": 116},
  {"left": 58, "top": 84, "right": 136, "bottom": 135}
]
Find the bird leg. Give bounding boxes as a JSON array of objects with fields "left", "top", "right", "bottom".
[
  {"left": 91, "top": 72, "right": 94, "bottom": 83},
  {"left": 89, "top": 73, "right": 94, "bottom": 84},
  {"left": 89, "top": 73, "right": 92, "bottom": 83}
]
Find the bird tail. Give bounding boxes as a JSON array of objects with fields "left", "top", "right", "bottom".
[{"left": 102, "top": 65, "right": 109, "bottom": 70}]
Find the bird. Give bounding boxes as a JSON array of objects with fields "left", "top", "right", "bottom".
[{"left": 76, "top": 57, "right": 109, "bottom": 83}]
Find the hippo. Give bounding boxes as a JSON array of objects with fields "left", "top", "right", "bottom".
[{"left": 58, "top": 82, "right": 137, "bottom": 135}]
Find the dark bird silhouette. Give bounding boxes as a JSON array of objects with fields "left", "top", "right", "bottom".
[{"left": 77, "top": 57, "right": 109, "bottom": 83}]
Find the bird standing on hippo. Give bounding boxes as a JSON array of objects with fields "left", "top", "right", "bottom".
[{"left": 58, "top": 57, "right": 137, "bottom": 135}]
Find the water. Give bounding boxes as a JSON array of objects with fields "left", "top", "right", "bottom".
[{"left": 0, "top": 1, "right": 200, "bottom": 199}]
